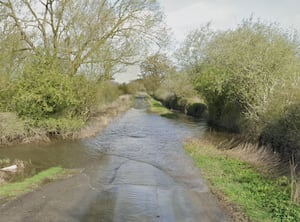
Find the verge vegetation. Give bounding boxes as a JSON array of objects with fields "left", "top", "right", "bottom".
[
  {"left": 147, "top": 97, "right": 178, "bottom": 119},
  {"left": 137, "top": 18, "right": 300, "bottom": 218},
  {"left": 190, "top": 20, "right": 300, "bottom": 159},
  {"left": 138, "top": 18, "right": 300, "bottom": 160},
  {"left": 0, "top": 87, "right": 131, "bottom": 146},
  {"left": 0, "top": 0, "right": 167, "bottom": 145},
  {"left": 185, "top": 139, "right": 300, "bottom": 222},
  {"left": 0, "top": 167, "right": 76, "bottom": 200}
]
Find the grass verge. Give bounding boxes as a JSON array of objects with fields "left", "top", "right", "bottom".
[
  {"left": 147, "top": 97, "right": 178, "bottom": 119},
  {"left": 0, "top": 95, "right": 132, "bottom": 146},
  {"left": 0, "top": 167, "right": 75, "bottom": 200},
  {"left": 185, "top": 139, "right": 300, "bottom": 222}
]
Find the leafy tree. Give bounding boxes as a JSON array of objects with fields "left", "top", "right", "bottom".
[
  {"left": 140, "top": 53, "right": 175, "bottom": 94},
  {"left": 12, "top": 60, "right": 96, "bottom": 122},
  {"left": 194, "top": 20, "right": 300, "bottom": 132},
  {"left": 159, "top": 72, "right": 197, "bottom": 99}
]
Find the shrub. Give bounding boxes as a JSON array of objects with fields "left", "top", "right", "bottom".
[
  {"left": 190, "top": 19, "right": 300, "bottom": 157},
  {"left": 13, "top": 72, "right": 73, "bottom": 119},
  {"left": 94, "top": 81, "right": 121, "bottom": 108},
  {"left": 195, "top": 20, "right": 300, "bottom": 133},
  {"left": 33, "top": 117, "right": 85, "bottom": 134},
  {"left": 259, "top": 103, "right": 300, "bottom": 157},
  {"left": 11, "top": 60, "right": 97, "bottom": 132}
]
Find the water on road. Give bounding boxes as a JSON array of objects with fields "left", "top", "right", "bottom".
[{"left": 0, "top": 99, "right": 229, "bottom": 221}]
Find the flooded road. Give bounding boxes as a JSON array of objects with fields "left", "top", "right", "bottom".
[{"left": 0, "top": 99, "right": 229, "bottom": 221}]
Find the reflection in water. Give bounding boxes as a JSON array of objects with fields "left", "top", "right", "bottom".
[{"left": 0, "top": 99, "right": 228, "bottom": 221}]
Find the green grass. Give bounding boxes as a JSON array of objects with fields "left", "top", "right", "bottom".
[
  {"left": 185, "top": 140, "right": 300, "bottom": 222},
  {"left": 0, "top": 167, "right": 72, "bottom": 200},
  {"left": 147, "top": 98, "right": 178, "bottom": 119}
]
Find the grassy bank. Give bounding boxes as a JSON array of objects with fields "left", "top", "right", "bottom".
[
  {"left": 154, "top": 90, "right": 207, "bottom": 119},
  {"left": 185, "top": 139, "right": 300, "bottom": 222},
  {"left": 0, "top": 167, "right": 75, "bottom": 200},
  {"left": 0, "top": 95, "right": 132, "bottom": 146},
  {"left": 147, "top": 97, "right": 178, "bottom": 119}
]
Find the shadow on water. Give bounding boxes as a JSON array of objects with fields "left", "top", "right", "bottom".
[{"left": 0, "top": 97, "right": 229, "bottom": 221}]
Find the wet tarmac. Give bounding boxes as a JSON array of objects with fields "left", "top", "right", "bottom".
[{"left": 0, "top": 99, "right": 229, "bottom": 221}]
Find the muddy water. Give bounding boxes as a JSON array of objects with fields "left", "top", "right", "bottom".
[{"left": 0, "top": 99, "right": 229, "bottom": 221}]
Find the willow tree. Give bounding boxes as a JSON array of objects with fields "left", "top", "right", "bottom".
[{"left": 0, "top": 0, "right": 167, "bottom": 79}]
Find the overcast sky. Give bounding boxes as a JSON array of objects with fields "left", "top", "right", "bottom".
[
  {"left": 158, "top": 0, "right": 300, "bottom": 42},
  {"left": 115, "top": 0, "right": 300, "bottom": 82}
]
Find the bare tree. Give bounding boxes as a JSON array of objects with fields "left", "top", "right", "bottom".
[
  {"left": 0, "top": 0, "right": 168, "bottom": 78},
  {"left": 140, "top": 53, "right": 174, "bottom": 94},
  {"left": 174, "top": 23, "right": 213, "bottom": 73}
]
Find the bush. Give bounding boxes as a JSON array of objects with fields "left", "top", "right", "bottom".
[
  {"left": 93, "top": 81, "right": 121, "bottom": 108},
  {"left": 195, "top": 20, "right": 300, "bottom": 133},
  {"left": 188, "top": 19, "right": 300, "bottom": 157},
  {"left": 259, "top": 103, "right": 300, "bottom": 157},
  {"left": 11, "top": 60, "right": 97, "bottom": 133},
  {"left": 160, "top": 72, "right": 197, "bottom": 99},
  {"left": 185, "top": 102, "right": 207, "bottom": 118},
  {"left": 13, "top": 72, "right": 95, "bottom": 121},
  {"left": 33, "top": 117, "right": 85, "bottom": 134},
  {"left": 119, "top": 80, "right": 146, "bottom": 95},
  {"left": 0, "top": 77, "right": 15, "bottom": 112}
]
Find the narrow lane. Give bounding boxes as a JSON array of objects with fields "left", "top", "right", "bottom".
[{"left": 0, "top": 100, "right": 229, "bottom": 222}]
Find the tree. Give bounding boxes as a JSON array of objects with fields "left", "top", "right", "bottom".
[
  {"left": 0, "top": 0, "right": 168, "bottom": 79},
  {"left": 140, "top": 53, "right": 174, "bottom": 94},
  {"left": 174, "top": 23, "right": 213, "bottom": 74},
  {"left": 194, "top": 19, "right": 300, "bottom": 132},
  {"left": 0, "top": 22, "right": 29, "bottom": 110},
  {"left": 161, "top": 71, "right": 196, "bottom": 99}
]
